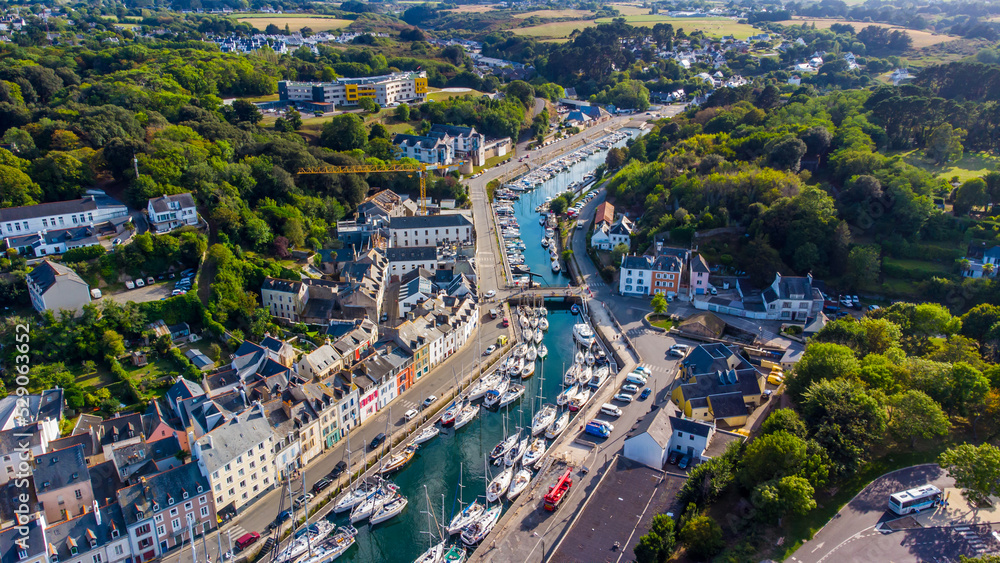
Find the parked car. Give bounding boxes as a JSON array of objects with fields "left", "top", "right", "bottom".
[
  {"left": 293, "top": 493, "right": 314, "bottom": 508},
  {"left": 329, "top": 461, "right": 348, "bottom": 478},
  {"left": 422, "top": 395, "right": 437, "bottom": 407},
  {"left": 639, "top": 388, "right": 652, "bottom": 400},
  {"left": 678, "top": 455, "right": 691, "bottom": 470},
  {"left": 134, "top": 278, "right": 145, "bottom": 287},
  {"left": 621, "top": 384, "right": 640, "bottom": 394},
  {"left": 369, "top": 433, "right": 387, "bottom": 450},
  {"left": 112, "top": 238, "right": 121, "bottom": 245},
  {"left": 146, "top": 277, "right": 155, "bottom": 285},
  {"left": 484, "top": 344, "right": 498, "bottom": 356},
  {"left": 667, "top": 451, "right": 681, "bottom": 465},
  {"left": 668, "top": 344, "right": 690, "bottom": 357},
  {"left": 484, "top": 290, "right": 496, "bottom": 298},
  {"left": 125, "top": 280, "right": 135, "bottom": 290},
  {"left": 404, "top": 409, "right": 418, "bottom": 421},
  {"left": 613, "top": 393, "right": 633, "bottom": 403},
  {"left": 275, "top": 510, "right": 292, "bottom": 524},
  {"left": 501, "top": 317, "right": 509, "bottom": 328},
  {"left": 235, "top": 532, "right": 260, "bottom": 551},
  {"left": 311, "top": 479, "right": 332, "bottom": 494},
  {"left": 868, "top": 304, "right": 880, "bottom": 312}
]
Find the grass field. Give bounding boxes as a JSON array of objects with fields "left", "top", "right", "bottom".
[
  {"left": 900, "top": 150, "right": 1000, "bottom": 182},
  {"left": 426, "top": 87, "right": 484, "bottom": 101},
  {"left": 513, "top": 9, "right": 594, "bottom": 19},
  {"left": 777, "top": 18, "right": 954, "bottom": 49},
  {"left": 610, "top": 3, "right": 652, "bottom": 16},
  {"left": 236, "top": 15, "right": 352, "bottom": 32},
  {"left": 514, "top": 15, "right": 756, "bottom": 40},
  {"left": 443, "top": 4, "right": 497, "bottom": 13}
]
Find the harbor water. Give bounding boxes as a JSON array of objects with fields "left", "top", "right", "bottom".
[
  {"left": 321, "top": 308, "right": 593, "bottom": 562},
  {"left": 506, "top": 130, "right": 638, "bottom": 287}
]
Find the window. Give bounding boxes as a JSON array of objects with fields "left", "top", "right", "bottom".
[
  {"left": 155, "top": 514, "right": 164, "bottom": 523},
  {"left": 157, "top": 525, "right": 166, "bottom": 537},
  {"left": 224, "top": 463, "right": 231, "bottom": 472},
  {"left": 199, "top": 495, "right": 207, "bottom": 504},
  {"left": 677, "top": 431, "right": 683, "bottom": 437},
  {"left": 200, "top": 506, "right": 209, "bottom": 517},
  {"left": 185, "top": 502, "right": 192, "bottom": 510},
  {"left": 228, "top": 488, "right": 234, "bottom": 496},
  {"left": 239, "top": 480, "right": 246, "bottom": 488},
  {"left": 690, "top": 435, "right": 694, "bottom": 440},
  {"left": 171, "top": 518, "right": 180, "bottom": 529},
  {"left": 114, "top": 545, "right": 123, "bottom": 555},
  {"left": 226, "top": 476, "right": 233, "bottom": 484}
]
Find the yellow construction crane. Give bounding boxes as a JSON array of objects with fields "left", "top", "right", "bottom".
[{"left": 297, "top": 161, "right": 469, "bottom": 215}]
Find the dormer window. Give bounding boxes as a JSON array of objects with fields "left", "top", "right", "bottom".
[
  {"left": 182, "top": 491, "right": 189, "bottom": 500},
  {"left": 196, "top": 485, "right": 203, "bottom": 493},
  {"left": 111, "top": 529, "right": 119, "bottom": 539},
  {"left": 136, "top": 511, "right": 143, "bottom": 519},
  {"left": 152, "top": 502, "right": 159, "bottom": 511},
  {"left": 49, "top": 555, "right": 58, "bottom": 563},
  {"left": 168, "top": 497, "right": 174, "bottom": 505},
  {"left": 17, "top": 549, "right": 27, "bottom": 560}
]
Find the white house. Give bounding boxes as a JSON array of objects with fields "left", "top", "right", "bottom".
[
  {"left": 590, "top": 223, "right": 612, "bottom": 250},
  {"left": 761, "top": 273, "right": 824, "bottom": 321},
  {"left": 0, "top": 194, "right": 128, "bottom": 238},
  {"left": 387, "top": 246, "right": 437, "bottom": 279},
  {"left": 388, "top": 214, "right": 473, "bottom": 248},
  {"left": 619, "top": 255, "right": 654, "bottom": 296},
  {"left": 47, "top": 503, "right": 132, "bottom": 563},
  {"left": 193, "top": 406, "right": 276, "bottom": 515},
  {"left": 26, "top": 261, "right": 91, "bottom": 316},
  {"left": 623, "top": 406, "right": 674, "bottom": 469},
  {"left": 608, "top": 217, "right": 633, "bottom": 249},
  {"left": 398, "top": 268, "right": 437, "bottom": 318},
  {"left": 147, "top": 193, "right": 198, "bottom": 233}
]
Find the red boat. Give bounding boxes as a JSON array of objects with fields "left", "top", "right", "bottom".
[
  {"left": 543, "top": 468, "right": 573, "bottom": 511},
  {"left": 440, "top": 403, "right": 460, "bottom": 427}
]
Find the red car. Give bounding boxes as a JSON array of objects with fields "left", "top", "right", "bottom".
[
  {"left": 502, "top": 317, "right": 509, "bottom": 327},
  {"left": 235, "top": 532, "right": 260, "bottom": 551}
]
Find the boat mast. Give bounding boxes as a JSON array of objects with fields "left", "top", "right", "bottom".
[{"left": 302, "top": 466, "right": 311, "bottom": 558}]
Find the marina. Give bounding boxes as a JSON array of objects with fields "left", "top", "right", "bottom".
[
  {"left": 297, "top": 306, "right": 611, "bottom": 562},
  {"left": 492, "top": 131, "right": 635, "bottom": 287}
]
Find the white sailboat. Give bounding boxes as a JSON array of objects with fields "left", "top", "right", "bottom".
[
  {"left": 504, "top": 433, "right": 529, "bottom": 467},
  {"left": 585, "top": 350, "right": 595, "bottom": 366},
  {"left": 539, "top": 318, "right": 549, "bottom": 331},
  {"left": 498, "top": 383, "right": 526, "bottom": 408},
  {"left": 520, "top": 361, "right": 535, "bottom": 379},
  {"left": 563, "top": 364, "right": 580, "bottom": 386},
  {"left": 468, "top": 372, "right": 502, "bottom": 401},
  {"left": 333, "top": 433, "right": 366, "bottom": 513},
  {"left": 460, "top": 505, "right": 502, "bottom": 546},
  {"left": 531, "top": 404, "right": 557, "bottom": 436},
  {"left": 276, "top": 520, "right": 334, "bottom": 563},
  {"left": 453, "top": 403, "right": 480, "bottom": 429},
  {"left": 575, "top": 350, "right": 585, "bottom": 365},
  {"left": 483, "top": 378, "right": 509, "bottom": 409},
  {"left": 295, "top": 527, "right": 357, "bottom": 563},
  {"left": 545, "top": 411, "right": 570, "bottom": 439},
  {"left": 412, "top": 425, "right": 441, "bottom": 445},
  {"left": 350, "top": 485, "right": 394, "bottom": 523},
  {"left": 533, "top": 328, "right": 543, "bottom": 344},
  {"left": 506, "top": 469, "right": 532, "bottom": 501},
  {"left": 446, "top": 464, "right": 484, "bottom": 535},
  {"left": 370, "top": 492, "right": 408, "bottom": 525},
  {"left": 556, "top": 384, "right": 577, "bottom": 407},
  {"left": 525, "top": 345, "right": 538, "bottom": 362},
  {"left": 537, "top": 344, "right": 548, "bottom": 358},
  {"left": 522, "top": 437, "right": 547, "bottom": 468},
  {"left": 486, "top": 467, "right": 513, "bottom": 502}
]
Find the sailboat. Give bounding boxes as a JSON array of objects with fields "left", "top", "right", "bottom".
[
  {"left": 486, "top": 466, "right": 513, "bottom": 502},
  {"left": 498, "top": 383, "right": 526, "bottom": 408},
  {"left": 539, "top": 318, "right": 549, "bottom": 331},
  {"left": 333, "top": 434, "right": 367, "bottom": 513},
  {"left": 556, "top": 384, "right": 578, "bottom": 407},
  {"left": 440, "top": 402, "right": 461, "bottom": 427},
  {"left": 370, "top": 491, "right": 408, "bottom": 525},
  {"left": 531, "top": 404, "right": 557, "bottom": 436},
  {"left": 520, "top": 361, "right": 536, "bottom": 378},
  {"left": 295, "top": 526, "right": 357, "bottom": 563},
  {"left": 460, "top": 505, "right": 502, "bottom": 546},
  {"left": 483, "top": 377, "right": 510, "bottom": 409},
  {"left": 275, "top": 520, "right": 334, "bottom": 563},
  {"left": 414, "top": 487, "right": 451, "bottom": 563},
  {"left": 468, "top": 372, "right": 502, "bottom": 401},
  {"left": 525, "top": 345, "right": 538, "bottom": 362},
  {"left": 569, "top": 387, "right": 592, "bottom": 412},
  {"left": 506, "top": 468, "right": 532, "bottom": 501},
  {"left": 545, "top": 411, "right": 570, "bottom": 439},
  {"left": 412, "top": 425, "right": 441, "bottom": 445},
  {"left": 380, "top": 444, "right": 418, "bottom": 474},
  {"left": 453, "top": 402, "right": 480, "bottom": 429},
  {"left": 522, "top": 437, "right": 547, "bottom": 468},
  {"left": 446, "top": 464, "right": 484, "bottom": 535},
  {"left": 504, "top": 433, "right": 529, "bottom": 467},
  {"left": 350, "top": 485, "right": 395, "bottom": 523},
  {"left": 533, "top": 328, "right": 544, "bottom": 344},
  {"left": 537, "top": 344, "right": 548, "bottom": 358}
]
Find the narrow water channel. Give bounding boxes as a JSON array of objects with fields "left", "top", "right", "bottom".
[
  {"left": 322, "top": 308, "right": 591, "bottom": 562},
  {"left": 508, "top": 130, "right": 639, "bottom": 287}
]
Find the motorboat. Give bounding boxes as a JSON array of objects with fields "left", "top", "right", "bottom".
[
  {"left": 489, "top": 433, "right": 518, "bottom": 463},
  {"left": 453, "top": 403, "right": 480, "bottom": 429},
  {"left": 276, "top": 520, "right": 334, "bottom": 563},
  {"left": 295, "top": 526, "right": 357, "bottom": 563},
  {"left": 539, "top": 318, "right": 549, "bottom": 331},
  {"left": 533, "top": 328, "right": 543, "bottom": 344},
  {"left": 585, "top": 351, "right": 595, "bottom": 366},
  {"left": 570, "top": 304, "right": 580, "bottom": 314},
  {"left": 541, "top": 238, "right": 550, "bottom": 248},
  {"left": 412, "top": 426, "right": 440, "bottom": 445},
  {"left": 551, "top": 260, "right": 561, "bottom": 273},
  {"left": 538, "top": 344, "right": 548, "bottom": 358},
  {"left": 460, "top": 505, "right": 502, "bottom": 546},
  {"left": 546, "top": 411, "right": 570, "bottom": 439},
  {"left": 525, "top": 346, "right": 538, "bottom": 362},
  {"left": 486, "top": 467, "right": 513, "bottom": 502},
  {"left": 484, "top": 378, "right": 510, "bottom": 409},
  {"left": 498, "top": 384, "right": 526, "bottom": 408},
  {"left": 522, "top": 437, "right": 547, "bottom": 468},
  {"left": 575, "top": 351, "right": 585, "bottom": 365},
  {"left": 507, "top": 469, "right": 532, "bottom": 501},
  {"left": 578, "top": 365, "right": 592, "bottom": 385},
  {"left": 573, "top": 323, "right": 596, "bottom": 347},
  {"left": 370, "top": 493, "right": 408, "bottom": 525},
  {"left": 504, "top": 434, "right": 529, "bottom": 466},
  {"left": 556, "top": 384, "right": 578, "bottom": 407},
  {"left": 521, "top": 361, "right": 536, "bottom": 379},
  {"left": 531, "top": 404, "right": 557, "bottom": 436},
  {"left": 569, "top": 388, "right": 592, "bottom": 412},
  {"left": 380, "top": 444, "right": 418, "bottom": 474},
  {"left": 508, "top": 357, "right": 524, "bottom": 377},
  {"left": 446, "top": 501, "right": 484, "bottom": 535},
  {"left": 588, "top": 366, "right": 610, "bottom": 389},
  {"left": 440, "top": 402, "right": 460, "bottom": 427},
  {"left": 443, "top": 546, "right": 467, "bottom": 562}
]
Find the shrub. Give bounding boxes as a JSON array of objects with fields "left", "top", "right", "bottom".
[{"left": 61, "top": 245, "right": 106, "bottom": 262}]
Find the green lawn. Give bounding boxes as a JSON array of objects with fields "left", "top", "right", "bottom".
[
  {"left": 650, "top": 317, "right": 674, "bottom": 330},
  {"left": 514, "top": 15, "right": 756, "bottom": 40},
  {"left": 426, "top": 88, "right": 484, "bottom": 102},
  {"left": 882, "top": 256, "right": 952, "bottom": 272},
  {"left": 74, "top": 367, "right": 115, "bottom": 390},
  {"left": 900, "top": 150, "right": 1000, "bottom": 182},
  {"left": 473, "top": 152, "right": 512, "bottom": 174}
]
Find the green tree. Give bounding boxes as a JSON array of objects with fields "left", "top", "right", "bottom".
[
  {"left": 102, "top": 330, "right": 126, "bottom": 358},
  {"left": 369, "top": 122, "right": 390, "bottom": 140},
  {"left": 358, "top": 97, "right": 380, "bottom": 113},
  {"left": 939, "top": 443, "right": 1000, "bottom": 508},
  {"left": 320, "top": 114, "right": 368, "bottom": 151},
  {"left": 847, "top": 244, "right": 881, "bottom": 288},
  {"left": 611, "top": 243, "right": 630, "bottom": 267},
  {"left": 751, "top": 476, "right": 817, "bottom": 521},
  {"left": 760, "top": 408, "right": 807, "bottom": 438},
  {"left": 606, "top": 147, "right": 627, "bottom": 169},
  {"left": 231, "top": 99, "right": 263, "bottom": 124},
  {"left": 549, "top": 196, "right": 568, "bottom": 215},
  {"left": 651, "top": 293, "right": 667, "bottom": 315},
  {"left": 887, "top": 390, "right": 950, "bottom": 447},
  {"left": 394, "top": 103, "right": 411, "bottom": 122},
  {"left": 739, "top": 430, "right": 829, "bottom": 489},
  {"left": 0, "top": 164, "right": 42, "bottom": 208},
  {"left": 954, "top": 177, "right": 989, "bottom": 216},
  {"left": 505, "top": 80, "right": 535, "bottom": 108},
  {"left": 207, "top": 343, "right": 222, "bottom": 362},
  {"left": 680, "top": 515, "right": 723, "bottom": 560},
  {"left": 926, "top": 122, "right": 964, "bottom": 165},
  {"left": 801, "top": 379, "right": 888, "bottom": 475},
  {"left": 634, "top": 514, "right": 675, "bottom": 563},
  {"left": 787, "top": 342, "right": 860, "bottom": 399}
]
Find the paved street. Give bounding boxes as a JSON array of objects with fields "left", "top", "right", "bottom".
[{"left": 790, "top": 464, "right": 961, "bottom": 563}]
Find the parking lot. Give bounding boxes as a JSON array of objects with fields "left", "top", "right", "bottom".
[{"left": 105, "top": 281, "right": 174, "bottom": 305}]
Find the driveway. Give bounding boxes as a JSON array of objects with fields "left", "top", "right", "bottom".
[
  {"left": 790, "top": 464, "right": 962, "bottom": 563},
  {"left": 105, "top": 281, "right": 174, "bottom": 305}
]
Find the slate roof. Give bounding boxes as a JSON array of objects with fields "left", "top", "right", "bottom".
[
  {"left": 148, "top": 193, "right": 196, "bottom": 213},
  {"left": 387, "top": 246, "right": 437, "bottom": 262},
  {"left": 764, "top": 274, "right": 813, "bottom": 303},
  {"left": 98, "top": 413, "right": 143, "bottom": 447},
  {"left": 388, "top": 214, "right": 472, "bottom": 230},
  {"left": 27, "top": 261, "right": 87, "bottom": 294},
  {"left": 430, "top": 123, "right": 478, "bottom": 138},
  {"left": 0, "top": 506, "right": 45, "bottom": 563},
  {"left": 0, "top": 195, "right": 126, "bottom": 223},
  {"left": 986, "top": 246, "right": 1000, "bottom": 260},
  {"left": 626, "top": 406, "right": 673, "bottom": 448},
  {"left": 681, "top": 343, "right": 751, "bottom": 375},
  {"left": 117, "top": 462, "right": 210, "bottom": 525},
  {"left": 47, "top": 432, "right": 97, "bottom": 459},
  {"left": 33, "top": 444, "right": 88, "bottom": 493},
  {"left": 669, "top": 415, "right": 713, "bottom": 438},
  {"left": 45, "top": 504, "right": 128, "bottom": 561},
  {"left": 194, "top": 409, "right": 272, "bottom": 474},
  {"left": 88, "top": 460, "right": 124, "bottom": 506},
  {"left": 690, "top": 253, "right": 710, "bottom": 273},
  {"left": 393, "top": 133, "right": 448, "bottom": 150},
  {"left": 0, "top": 422, "right": 42, "bottom": 453},
  {"left": 707, "top": 392, "right": 748, "bottom": 420},
  {"left": 165, "top": 377, "right": 204, "bottom": 415},
  {"left": 621, "top": 255, "right": 652, "bottom": 270}
]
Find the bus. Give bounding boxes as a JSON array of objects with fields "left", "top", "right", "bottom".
[{"left": 888, "top": 484, "right": 943, "bottom": 515}]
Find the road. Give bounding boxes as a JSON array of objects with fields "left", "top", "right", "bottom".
[{"left": 790, "top": 465, "right": 960, "bottom": 563}]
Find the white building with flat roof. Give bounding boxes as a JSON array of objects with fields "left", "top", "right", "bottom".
[{"left": 278, "top": 71, "right": 428, "bottom": 107}]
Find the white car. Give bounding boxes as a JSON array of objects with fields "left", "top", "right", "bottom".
[
  {"left": 484, "top": 290, "right": 496, "bottom": 298},
  {"left": 621, "top": 384, "right": 640, "bottom": 394},
  {"left": 422, "top": 395, "right": 437, "bottom": 407},
  {"left": 668, "top": 344, "right": 690, "bottom": 357},
  {"left": 134, "top": 278, "right": 145, "bottom": 287},
  {"left": 613, "top": 393, "right": 634, "bottom": 403},
  {"left": 404, "top": 409, "right": 419, "bottom": 421}
]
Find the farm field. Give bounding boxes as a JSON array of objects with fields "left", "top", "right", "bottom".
[
  {"left": 514, "top": 15, "right": 756, "bottom": 40},
  {"left": 235, "top": 15, "right": 353, "bottom": 32},
  {"left": 443, "top": 4, "right": 497, "bottom": 13},
  {"left": 610, "top": 3, "right": 652, "bottom": 16},
  {"left": 513, "top": 9, "right": 593, "bottom": 19},
  {"left": 777, "top": 18, "right": 954, "bottom": 48}
]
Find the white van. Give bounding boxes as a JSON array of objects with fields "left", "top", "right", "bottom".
[
  {"left": 625, "top": 373, "right": 648, "bottom": 386},
  {"left": 600, "top": 404, "right": 622, "bottom": 417}
]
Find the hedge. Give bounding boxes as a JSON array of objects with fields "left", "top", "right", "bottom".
[{"left": 61, "top": 245, "right": 106, "bottom": 262}]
